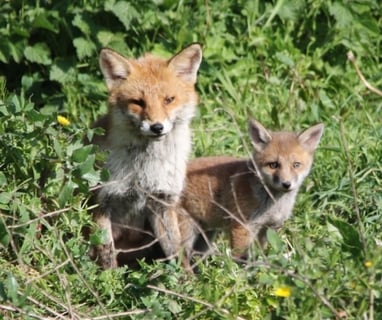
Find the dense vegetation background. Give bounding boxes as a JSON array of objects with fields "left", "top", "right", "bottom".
[{"left": 1, "top": 0, "right": 381, "bottom": 319}]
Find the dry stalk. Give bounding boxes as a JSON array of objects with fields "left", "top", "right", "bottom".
[{"left": 347, "top": 51, "right": 382, "bottom": 97}]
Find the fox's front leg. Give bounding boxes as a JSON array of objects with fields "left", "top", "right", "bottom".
[
  {"left": 90, "top": 211, "right": 118, "bottom": 269},
  {"left": 148, "top": 207, "right": 192, "bottom": 270},
  {"left": 230, "top": 221, "right": 253, "bottom": 260}
]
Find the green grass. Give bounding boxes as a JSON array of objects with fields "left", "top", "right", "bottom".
[{"left": 1, "top": 0, "right": 382, "bottom": 319}]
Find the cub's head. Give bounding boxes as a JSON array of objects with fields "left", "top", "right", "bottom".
[
  {"left": 99, "top": 44, "right": 202, "bottom": 140},
  {"left": 248, "top": 119, "right": 324, "bottom": 193}
]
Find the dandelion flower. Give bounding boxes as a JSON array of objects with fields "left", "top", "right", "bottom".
[
  {"left": 364, "top": 261, "right": 372, "bottom": 268},
  {"left": 57, "top": 115, "right": 71, "bottom": 126},
  {"left": 274, "top": 286, "right": 291, "bottom": 298}
]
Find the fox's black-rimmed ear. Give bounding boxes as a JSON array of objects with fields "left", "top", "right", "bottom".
[
  {"left": 248, "top": 119, "right": 272, "bottom": 152},
  {"left": 168, "top": 43, "right": 202, "bottom": 84},
  {"left": 298, "top": 123, "right": 324, "bottom": 152},
  {"left": 99, "top": 48, "right": 132, "bottom": 90}
]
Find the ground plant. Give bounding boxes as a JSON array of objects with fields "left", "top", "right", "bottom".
[{"left": 1, "top": 0, "right": 382, "bottom": 319}]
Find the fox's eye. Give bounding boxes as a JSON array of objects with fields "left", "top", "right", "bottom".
[
  {"left": 129, "top": 99, "right": 145, "bottom": 108},
  {"left": 164, "top": 96, "right": 175, "bottom": 105},
  {"left": 293, "top": 162, "right": 301, "bottom": 168},
  {"left": 268, "top": 162, "right": 279, "bottom": 169}
]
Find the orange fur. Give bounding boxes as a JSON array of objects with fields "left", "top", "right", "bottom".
[
  {"left": 89, "top": 44, "right": 202, "bottom": 269},
  {"left": 178, "top": 119, "right": 324, "bottom": 264}
]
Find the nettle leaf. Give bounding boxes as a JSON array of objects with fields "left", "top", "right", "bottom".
[
  {"left": 9, "top": 41, "right": 25, "bottom": 63},
  {"left": 328, "top": 217, "right": 363, "bottom": 258},
  {"left": 58, "top": 181, "right": 76, "bottom": 208},
  {"left": 90, "top": 229, "right": 109, "bottom": 246},
  {"left": 105, "top": 1, "right": 138, "bottom": 31},
  {"left": 275, "top": 52, "right": 294, "bottom": 67},
  {"left": 72, "top": 145, "right": 94, "bottom": 163},
  {"left": 72, "top": 14, "right": 92, "bottom": 35},
  {"left": 0, "top": 42, "right": 8, "bottom": 63},
  {"left": 319, "top": 90, "right": 336, "bottom": 109},
  {"left": 0, "top": 221, "right": 10, "bottom": 247},
  {"left": 50, "top": 59, "right": 76, "bottom": 84},
  {"left": 32, "top": 13, "right": 58, "bottom": 33},
  {"left": 24, "top": 43, "right": 52, "bottom": 65},
  {"left": 6, "top": 274, "right": 19, "bottom": 304},
  {"left": 0, "top": 172, "right": 7, "bottom": 186},
  {"left": 267, "top": 228, "right": 283, "bottom": 252},
  {"left": 73, "top": 37, "right": 96, "bottom": 60},
  {"left": 96, "top": 31, "right": 129, "bottom": 52},
  {"left": 329, "top": 2, "right": 353, "bottom": 29}
]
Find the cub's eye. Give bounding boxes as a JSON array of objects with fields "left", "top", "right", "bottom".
[
  {"left": 164, "top": 96, "right": 175, "bottom": 105},
  {"left": 293, "top": 162, "right": 301, "bottom": 168},
  {"left": 129, "top": 99, "right": 145, "bottom": 108},
  {"left": 268, "top": 162, "right": 279, "bottom": 169}
]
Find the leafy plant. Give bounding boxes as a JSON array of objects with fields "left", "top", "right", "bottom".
[{"left": 1, "top": 0, "right": 382, "bottom": 319}]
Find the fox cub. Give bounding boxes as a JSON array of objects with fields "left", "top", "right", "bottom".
[
  {"left": 178, "top": 119, "right": 324, "bottom": 263},
  {"left": 90, "top": 44, "right": 202, "bottom": 268}
]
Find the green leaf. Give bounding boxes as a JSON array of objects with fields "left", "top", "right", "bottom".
[
  {"left": 328, "top": 217, "right": 363, "bottom": 258},
  {"left": 275, "top": 51, "right": 294, "bottom": 67},
  {"left": 319, "top": 90, "right": 336, "bottom": 109},
  {"left": 73, "top": 37, "right": 96, "bottom": 60},
  {"left": 32, "top": 13, "right": 58, "bottom": 33},
  {"left": 0, "top": 172, "right": 7, "bottom": 186},
  {"left": 90, "top": 229, "right": 109, "bottom": 246},
  {"left": 58, "top": 181, "right": 75, "bottom": 208},
  {"left": 106, "top": 1, "right": 138, "bottom": 31},
  {"left": 0, "top": 192, "right": 12, "bottom": 204},
  {"left": 168, "top": 299, "right": 182, "bottom": 314},
  {"left": 0, "top": 222, "right": 10, "bottom": 247},
  {"left": 78, "top": 154, "right": 96, "bottom": 176},
  {"left": 6, "top": 274, "right": 19, "bottom": 304},
  {"left": 266, "top": 228, "right": 283, "bottom": 251},
  {"left": 72, "top": 14, "right": 92, "bottom": 35},
  {"left": 329, "top": 2, "right": 353, "bottom": 29},
  {"left": 49, "top": 59, "right": 76, "bottom": 84},
  {"left": 24, "top": 43, "right": 52, "bottom": 65},
  {"left": 72, "top": 145, "right": 94, "bottom": 163}
]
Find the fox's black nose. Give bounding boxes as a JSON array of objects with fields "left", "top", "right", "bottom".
[
  {"left": 282, "top": 181, "right": 291, "bottom": 189},
  {"left": 150, "top": 123, "right": 164, "bottom": 135}
]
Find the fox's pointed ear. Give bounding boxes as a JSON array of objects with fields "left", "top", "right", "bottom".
[
  {"left": 99, "top": 48, "right": 132, "bottom": 90},
  {"left": 248, "top": 119, "right": 272, "bottom": 152},
  {"left": 298, "top": 123, "right": 324, "bottom": 152},
  {"left": 168, "top": 43, "right": 202, "bottom": 84}
]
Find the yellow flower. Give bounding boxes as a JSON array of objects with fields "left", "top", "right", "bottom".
[
  {"left": 274, "top": 286, "right": 291, "bottom": 298},
  {"left": 364, "top": 261, "right": 372, "bottom": 268},
  {"left": 57, "top": 115, "right": 71, "bottom": 126}
]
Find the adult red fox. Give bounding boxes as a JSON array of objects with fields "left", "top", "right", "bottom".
[
  {"left": 90, "top": 44, "right": 202, "bottom": 268},
  {"left": 177, "top": 119, "right": 324, "bottom": 265}
]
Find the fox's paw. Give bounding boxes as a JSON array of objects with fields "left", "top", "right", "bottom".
[{"left": 89, "top": 243, "right": 118, "bottom": 269}]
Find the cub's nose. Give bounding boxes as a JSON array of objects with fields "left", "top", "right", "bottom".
[
  {"left": 282, "top": 181, "right": 291, "bottom": 190},
  {"left": 150, "top": 123, "right": 164, "bottom": 135}
]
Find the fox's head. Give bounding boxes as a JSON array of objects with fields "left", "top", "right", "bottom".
[
  {"left": 248, "top": 119, "right": 324, "bottom": 193},
  {"left": 99, "top": 44, "right": 202, "bottom": 141}
]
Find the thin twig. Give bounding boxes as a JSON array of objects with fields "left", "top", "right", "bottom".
[
  {"left": 347, "top": 51, "right": 382, "bottom": 97},
  {"left": 0, "top": 304, "right": 47, "bottom": 320},
  {"left": 338, "top": 118, "right": 367, "bottom": 255},
  {"left": 6, "top": 207, "right": 71, "bottom": 229},
  {"left": 89, "top": 309, "right": 149, "bottom": 320},
  {"left": 57, "top": 234, "right": 111, "bottom": 320},
  {"left": 147, "top": 284, "right": 246, "bottom": 320},
  {"left": 335, "top": 118, "right": 373, "bottom": 319}
]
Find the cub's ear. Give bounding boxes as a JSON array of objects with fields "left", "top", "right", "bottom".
[
  {"left": 248, "top": 119, "right": 272, "bottom": 152},
  {"left": 298, "top": 123, "right": 324, "bottom": 152},
  {"left": 99, "top": 48, "right": 132, "bottom": 90},
  {"left": 168, "top": 43, "right": 202, "bottom": 84}
]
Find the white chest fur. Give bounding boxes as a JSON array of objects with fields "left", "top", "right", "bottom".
[
  {"left": 98, "top": 122, "right": 191, "bottom": 220},
  {"left": 250, "top": 186, "right": 299, "bottom": 230}
]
